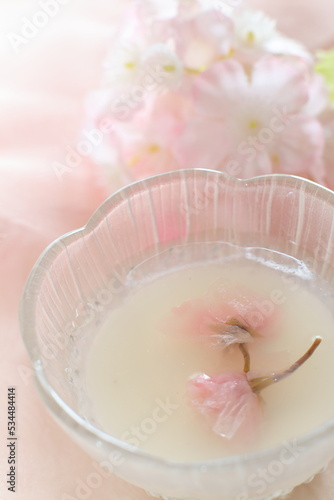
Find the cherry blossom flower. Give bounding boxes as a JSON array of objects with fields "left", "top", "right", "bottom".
[
  {"left": 104, "top": 1, "right": 232, "bottom": 94},
  {"left": 153, "top": 10, "right": 234, "bottom": 71},
  {"left": 162, "top": 286, "right": 276, "bottom": 348},
  {"left": 87, "top": 0, "right": 333, "bottom": 187},
  {"left": 188, "top": 372, "right": 262, "bottom": 440},
  {"left": 103, "top": 92, "right": 189, "bottom": 179},
  {"left": 232, "top": 10, "right": 313, "bottom": 64},
  {"left": 141, "top": 43, "right": 184, "bottom": 89},
  {"left": 234, "top": 10, "right": 276, "bottom": 47},
  {"left": 188, "top": 338, "right": 322, "bottom": 441},
  {"left": 175, "top": 57, "right": 326, "bottom": 182},
  {"left": 103, "top": 37, "right": 184, "bottom": 93},
  {"left": 163, "top": 297, "right": 253, "bottom": 347},
  {"left": 103, "top": 40, "right": 143, "bottom": 88}
]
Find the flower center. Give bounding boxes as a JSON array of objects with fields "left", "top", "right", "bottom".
[
  {"left": 163, "top": 64, "right": 176, "bottom": 73},
  {"left": 185, "top": 66, "right": 206, "bottom": 75},
  {"left": 218, "top": 49, "right": 235, "bottom": 61},
  {"left": 147, "top": 144, "right": 160, "bottom": 153},
  {"left": 246, "top": 31, "right": 256, "bottom": 44},
  {"left": 272, "top": 154, "right": 280, "bottom": 165},
  {"left": 124, "top": 61, "right": 136, "bottom": 70},
  {"left": 129, "top": 144, "right": 160, "bottom": 167},
  {"left": 248, "top": 120, "right": 259, "bottom": 130}
]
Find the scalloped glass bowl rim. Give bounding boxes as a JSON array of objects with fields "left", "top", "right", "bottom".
[{"left": 19, "top": 168, "right": 334, "bottom": 472}]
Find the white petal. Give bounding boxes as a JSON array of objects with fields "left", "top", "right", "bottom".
[
  {"left": 264, "top": 36, "right": 313, "bottom": 64},
  {"left": 139, "top": 0, "right": 179, "bottom": 20},
  {"left": 234, "top": 10, "right": 277, "bottom": 47},
  {"left": 104, "top": 40, "right": 142, "bottom": 86}
]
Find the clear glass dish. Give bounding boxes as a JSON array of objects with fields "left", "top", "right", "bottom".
[{"left": 19, "top": 169, "right": 334, "bottom": 500}]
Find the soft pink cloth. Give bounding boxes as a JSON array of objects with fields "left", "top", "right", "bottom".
[{"left": 0, "top": 1, "right": 333, "bottom": 499}]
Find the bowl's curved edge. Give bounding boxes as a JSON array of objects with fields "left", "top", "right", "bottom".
[{"left": 17, "top": 168, "right": 334, "bottom": 471}]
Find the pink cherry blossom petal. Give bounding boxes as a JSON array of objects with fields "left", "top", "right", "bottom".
[
  {"left": 250, "top": 57, "right": 309, "bottom": 114},
  {"left": 162, "top": 287, "right": 277, "bottom": 345},
  {"left": 192, "top": 60, "right": 249, "bottom": 119},
  {"left": 302, "top": 74, "right": 329, "bottom": 117},
  {"left": 188, "top": 372, "right": 263, "bottom": 440},
  {"left": 206, "top": 288, "right": 276, "bottom": 334},
  {"left": 190, "top": 10, "right": 234, "bottom": 60},
  {"left": 176, "top": 118, "right": 227, "bottom": 170},
  {"left": 209, "top": 323, "right": 253, "bottom": 348},
  {"left": 273, "top": 116, "right": 325, "bottom": 183}
]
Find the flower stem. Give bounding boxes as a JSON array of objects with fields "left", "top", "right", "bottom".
[
  {"left": 224, "top": 317, "right": 259, "bottom": 373},
  {"left": 250, "top": 337, "right": 322, "bottom": 394},
  {"left": 239, "top": 343, "right": 251, "bottom": 373}
]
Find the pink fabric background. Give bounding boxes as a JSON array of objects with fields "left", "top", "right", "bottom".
[{"left": 0, "top": 1, "right": 333, "bottom": 498}]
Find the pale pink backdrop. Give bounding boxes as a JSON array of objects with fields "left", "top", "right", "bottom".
[{"left": 0, "top": 1, "right": 333, "bottom": 499}]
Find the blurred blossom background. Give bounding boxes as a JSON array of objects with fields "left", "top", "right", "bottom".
[{"left": 0, "top": 1, "right": 334, "bottom": 499}]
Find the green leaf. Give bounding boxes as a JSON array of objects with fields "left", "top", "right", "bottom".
[{"left": 315, "top": 49, "right": 334, "bottom": 103}]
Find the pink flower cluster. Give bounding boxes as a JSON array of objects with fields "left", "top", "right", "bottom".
[{"left": 89, "top": 0, "right": 334, "bottom": 188}]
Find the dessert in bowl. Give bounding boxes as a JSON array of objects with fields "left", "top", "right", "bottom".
[{"left": 20, "top": 169, "right": 334, "bottom": 500}]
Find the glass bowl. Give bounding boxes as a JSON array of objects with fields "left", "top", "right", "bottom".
[{"left": 19, "top": 169, "right": 334, "bottom": 500}]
